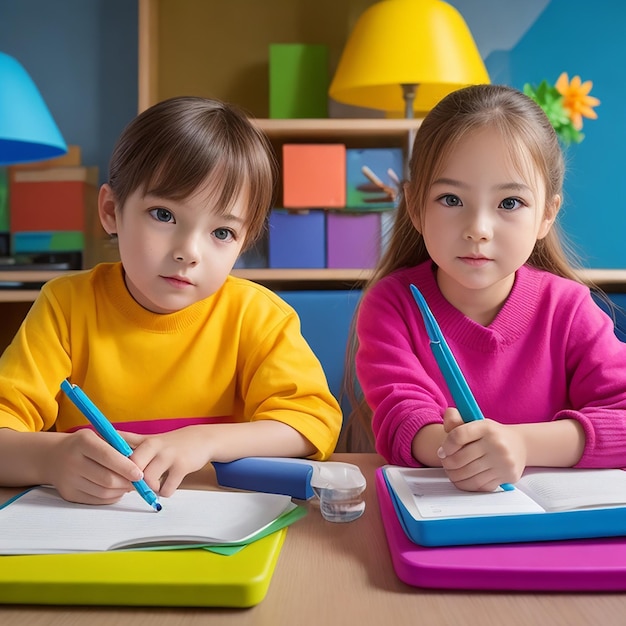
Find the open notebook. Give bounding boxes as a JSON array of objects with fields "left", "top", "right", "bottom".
[
  {"left": 0, "top": 485, "right": 296, "bottom": 554},
  {"left": 383, "top": 465, "right": 626, "bottom": 547},
  {"left": 0, "top": 485, "right": 301, "bottom": 606}
]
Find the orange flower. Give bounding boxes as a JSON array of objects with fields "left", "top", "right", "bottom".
[{"left": 555, "top": 72, "right": 600, "bottom": 131}]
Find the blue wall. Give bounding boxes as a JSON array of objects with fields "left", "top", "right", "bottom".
[
  {"left": 508, "top": 0, "right": 626, "bottom": 269},
  {"left": 0, "top": 0, "right": 138, "bottom": 183}
]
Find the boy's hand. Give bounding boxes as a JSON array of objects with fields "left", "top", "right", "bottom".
[
  {"left": 437, "top": 407, "right": 526, "bottom": 492},
  {"left": 46, "top": 429, "right": 144, "bottom": 505},
  {"left": 122, "top": 427, "right": 212, "bottom": 497}
]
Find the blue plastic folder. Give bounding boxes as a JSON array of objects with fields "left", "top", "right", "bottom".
[{"left": 382, "top": 465, "right": 626, "bottom": 548}]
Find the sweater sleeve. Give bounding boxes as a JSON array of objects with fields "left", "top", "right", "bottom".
[
  {"left": 237, "top": 300, "right": 342, "bottom": 461},
  {"left": 556, "top": 293, "right": 626, "bottom": 467},
  {"left": 0, "top": 284, "right": 72, "bottom": 432},
  {"left": 355, "top": 279, "right": 446, "bottom": 466}
]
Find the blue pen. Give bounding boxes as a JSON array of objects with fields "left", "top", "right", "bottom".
[
  {"left": 60, "top": 379, "right": 162, "bottom": 511},
  {"left": 410, "top": 285, "right": 515, "bottom": 492}
]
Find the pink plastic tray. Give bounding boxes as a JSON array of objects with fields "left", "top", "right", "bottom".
[{"left": 376, "top": 468, "right": 626, "bottom": 591}]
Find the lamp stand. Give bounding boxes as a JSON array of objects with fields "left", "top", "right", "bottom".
[
  {"left": 401, "top": 83, "right": 418, "bottom": 173},
  {"left": 401, "top": 83, "right": 417, "bottom": 119}
]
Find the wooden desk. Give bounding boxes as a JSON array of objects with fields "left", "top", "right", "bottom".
[{"left": 1, "top": 453, "right": 626, "bottom": 625}]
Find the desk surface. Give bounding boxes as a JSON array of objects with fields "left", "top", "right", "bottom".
[{"left": 2, "top": 453, "right": 626, "bottom": 626}]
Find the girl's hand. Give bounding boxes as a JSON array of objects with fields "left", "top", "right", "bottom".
[
  {"left": 122, "top": 427, "right": 213, "bottom": 497},
  {"left": 46, "top": 429, "right": 144, "bottom": 505},
  {"left": 437, "top": 407, "right": 526, "bottom": 491}
]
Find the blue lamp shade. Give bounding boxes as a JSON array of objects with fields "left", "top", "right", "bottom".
[{"left": 0, "top": 51, "right": 67, "bottom": 165}]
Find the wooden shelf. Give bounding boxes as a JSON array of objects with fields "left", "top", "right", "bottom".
[
  {"left": 231, "top": 268, "right": 372, "bottom": 290},
  {"left": 251, "top": 118, "right": 421, "bottom": 155},
  {"left": 0, "top": 270, "right": 71, "bottom": 283},
  {"left": 1, "top": 268, "right": 626, "bottom": 303},
  {"left": 0, "top": 268, "right": 369, "bottom": 300},
  {"left": 580, "top": 268, "right": 626, "bottom": 289}
]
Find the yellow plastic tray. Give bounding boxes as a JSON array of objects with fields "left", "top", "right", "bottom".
[{"left": 0, "top": 528, "right": 286, "bottom": 607}]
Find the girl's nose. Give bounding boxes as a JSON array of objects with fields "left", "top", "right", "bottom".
[{"left": 463, "top": 210, "right": 493, "bottom": 241}]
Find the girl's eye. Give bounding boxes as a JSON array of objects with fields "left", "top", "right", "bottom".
[
  {"left": 500, "top": 197, "right": 523, "bottom": 211},
  {"left": 439, "top": 194, "right": 462, "bottom": 207},
  {"left": 213, "top": 227, "right": 235, "bottom": 242},
  {"left": 149, "top": 208, "right": 175, "bottom": 223}
]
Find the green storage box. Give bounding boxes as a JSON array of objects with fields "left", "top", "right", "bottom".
[{"left": 269, "top": 44, "right": 328, "bottom": 119}]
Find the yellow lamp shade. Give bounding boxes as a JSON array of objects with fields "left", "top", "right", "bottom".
[{"left": 329, "top": 0, "right": 490, "bottom": 115}]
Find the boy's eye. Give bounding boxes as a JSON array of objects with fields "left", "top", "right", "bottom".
[
  {"left": 439, "top": 194, "right": 462, "bottom": 207},
  {"left": 213, "top": 227, "right": 235, "bottom": 242},
  {"left": 500, "top": 197, "right": 522, "bottom": 211},
  {"left": 149, "top": 208, "right": 175, "bottom": 223}
]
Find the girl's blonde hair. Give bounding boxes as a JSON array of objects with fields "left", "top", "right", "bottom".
[
  {"left": 341, "top": 84, "right": 585, "bottom": 451},
  {"left": 107, "top": 96, "right": 277, "bottom": 250}
]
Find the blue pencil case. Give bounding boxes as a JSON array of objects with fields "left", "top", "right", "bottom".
[
  {"left": 214, "top": 457, "right": 316, "bottom": 500},
  {"left": 213, "top": 457, "right": 367, "bottom": 523}
]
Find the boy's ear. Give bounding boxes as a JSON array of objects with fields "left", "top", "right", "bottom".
[
  {"left": 98, "top": 184, "right": 119, "bottom": 236},
  {"left": 538, "top": 194, "right": 561, "bottom": 239}
]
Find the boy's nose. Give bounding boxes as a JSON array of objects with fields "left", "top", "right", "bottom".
[
  {"left": 174, "top": 254, "right": 198, "bottom": 265},
  {"left": 173, "top": 235, "right": 200, "bottom": 265}
]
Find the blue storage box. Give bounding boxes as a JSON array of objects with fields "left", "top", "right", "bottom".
[{"left": 268, "top": 210, "right": 326, "bottom": 268}]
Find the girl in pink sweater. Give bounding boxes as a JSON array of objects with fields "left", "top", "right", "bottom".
[{"left": 353, "top": 84, "right": 626, "bottom": 491}]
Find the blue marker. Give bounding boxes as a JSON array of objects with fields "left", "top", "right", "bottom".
[
  {"left": 410, "top": 284, "right": 515, "bottom": 492},
  {"left": 60, "top": 379, "right": 162, "bottom": 511}
]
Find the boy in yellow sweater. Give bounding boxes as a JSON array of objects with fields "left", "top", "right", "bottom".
[{"left": 0, "top": 97, "right": 341, "bottom": 505}]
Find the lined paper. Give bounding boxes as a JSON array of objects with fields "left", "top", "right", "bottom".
[{"left": 0, "top": 486, "right": 295, "bottom": 554}]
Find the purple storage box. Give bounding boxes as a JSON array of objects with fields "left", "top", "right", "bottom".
[
  {"left": 269, "top": 210, "right": 326, "bottom": 268},
  {"left": 326, "top": 212, "right": 381, "bottom": 269}
]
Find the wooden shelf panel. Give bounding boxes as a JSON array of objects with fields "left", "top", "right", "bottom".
[
  {"left": 253, "top": 118, "right": 422, "bottom": 151},
  {"left": 232, "top": 268, "right": 370, "bottom": 282},
  {"left": 580, "top": 268, "right": 626, "bottom": 285},
  {"left": 253, "top": 118, "right": 422, "bottom": 138},
  {"left": 1, "top": 268, "right": 626, "bottom": 302}
]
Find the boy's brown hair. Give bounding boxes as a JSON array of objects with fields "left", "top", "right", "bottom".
[{"left": 107, "top": 96, "right": 277, "bottom": 250}]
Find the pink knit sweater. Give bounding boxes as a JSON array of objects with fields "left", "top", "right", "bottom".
[{"left": 356, "top": 261, "right": 626, "bottom": 468}]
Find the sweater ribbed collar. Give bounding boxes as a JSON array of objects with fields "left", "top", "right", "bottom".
[
  {"left": 400, "top": 261, "right": 543, "bottom": 353},
  {"left": 98, "top": 263, "right": 216, "bottom": 333}
]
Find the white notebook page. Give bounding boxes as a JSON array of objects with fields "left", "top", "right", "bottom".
[{"left": 0, "top": 486, "right": 295, "bottom": 554}]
